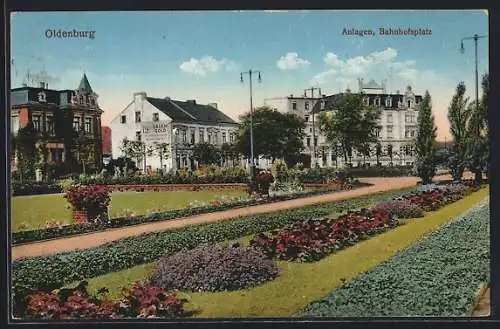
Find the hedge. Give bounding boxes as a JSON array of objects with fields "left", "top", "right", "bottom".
[
  {"left": 12, "top": 182, "right": 370, "bottom": 245},
  {"left": 12, "top": 186, "right": 414, "bottom": 314},
  {"left": 12, "top": 181, "right": 63, "bottom": 196},
  {"left": 345, "top": 166, "right": 412, "bottom": 178},
  {"left": 296, "top": 198, "right": 490, "bottom": 317}
]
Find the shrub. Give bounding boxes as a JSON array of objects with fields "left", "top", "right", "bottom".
[
  {"left": 248, "top": 171, "right": 275, "bottom": 196},
  {"left": 374, "top": 199, "right": 424, "bottom": 219},
  {"left": 296, "top": 200, "right": 490, "bottom": 317},
  {"left": 269, "top": 181, "right": 305, "bottom": 196},
  {"left": 21, "top": 281, "right": 187, "bottom": 320},
  {"left": 150, "top": 243, "right": 280, "bottom": 292},
  {"left": 64, "top": 185, "right": 111, "bottom": 212},
  {"left": 345, "top": 166, "right": 412, "bottom": 178},
  {"left": 12, "top": 181, "right": 63, "bottom": 196},
  {"left": 272, "top": 159, "right": 288, "bottom": 182}
]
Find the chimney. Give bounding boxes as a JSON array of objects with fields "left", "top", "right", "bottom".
[
  {"left": 208, "top": 103, "right": 218, "bottom": 109},
  {"left": 40, "top": 82, "right": 46, "bottom": 89},
  {"left": 164, "top": 96, "right": 171, "bottom": 100},
  {"left": 22, "top": 83, "right": 27, "bottom": 87},
  {"left": 396, "top": 90, "right": 400, "bottom": 94},
  {"left": 187, "top": 99, "right": 196, "bottom": 104}
]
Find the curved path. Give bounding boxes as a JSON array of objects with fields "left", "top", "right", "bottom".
[{"left": 11, "top": 174, "right": 464, "bottom": 260}]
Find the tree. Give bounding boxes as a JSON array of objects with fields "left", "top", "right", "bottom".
[
  {"left": 447, "top": 82, "right": 472, "bottom": 181},
  {"left": 466, "top": 73, "right": 489, "bottom": 183},
  {"left": 415, "top": 90, "right": 438, "bottom": 184},
  {"left": 120, "top": 138, "right": 146, "bottom": 176},
  {"left": 105, "top": 157, "right": 138, "bottom": 175},
  {"left": 220, "top": 142, "right": 239, "bottom": 166},
  {"left": 152, "top": 142, "right": 170, "bottom": 173},
  {"left": 73, "top": 130, "right": 96, "bottom": 175},
  {"left": 375, "top": 142, "right": 382, "bottom": 166},
  {"left": 14, "top": 122, "right": 37, "bottom": 182},
  {"left": 317, "top": 92, "right": 381, "bottom": 166},
  {"left": 236, "top": 106, "right": 306, "bottom": 165},
  {"left": 387, "top": 144, "right": 393, "bottom": 165},
  {"left": 192, "top": 142, "right": 221, "bottom": 165}
]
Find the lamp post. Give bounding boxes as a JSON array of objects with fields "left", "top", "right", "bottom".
[
  {"left": 304, "top": 87, "right": 321, "bottom": 168},
  {"left": 240, "top": 69, "right": 262, "bottom": 179},
  {"left": 460, "top": 34, "right": 487, "bottom": 134}
]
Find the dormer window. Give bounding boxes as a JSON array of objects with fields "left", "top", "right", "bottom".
[
  {"left": 385, "top": 97, "right": 392, "bottom": 107},
  {"left": 38, "top": 91, "right": 46, "bottom": 103},
  {"left": 79, "top": 95, "right": 84, "bottom": 104}
]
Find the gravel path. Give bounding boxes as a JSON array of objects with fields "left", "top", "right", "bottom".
[{"left": 11, "top": 174, "right": 465, "bottom": 260}]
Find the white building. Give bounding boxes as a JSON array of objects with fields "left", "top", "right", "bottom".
[
  {"left": 264, "top": 79, "right": 421, "bottom": 168},
  {"left": 110, "top": 92, "right": 240, "bottom": 172}
]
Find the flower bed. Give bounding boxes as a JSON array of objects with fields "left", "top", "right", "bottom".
[
  {"left": 250, "top": 208, "right": 397, "bottom": 262},
  {"left": 150, "top": 243, "right": 280, "bottom": 292},
  {"left": 20, "top": 281, "right": 187, "bottom": 320},
  {"left": 11, "top": 187, "right": 413, "bottom": 316},
  {"left": 296, "top": 199, "right": 490, "bottom": 317},
  {"left": 249, "top": 184, "right": 477, "bottom": 262},
  {"left": 64, "top": 185, "right": 111, "bottom": 224},
  {"left": 12, "top": 182, "right": 370, "bottom": 245}
]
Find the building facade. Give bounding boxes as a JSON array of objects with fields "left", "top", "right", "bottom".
[
  {"left": 265, "top": 80, "right": 421, "bottom": 168},
  {"left": 110, "top": 92, "right": 240, "bottom": 172},
  {"left": 11, "top": 73, "right": 104, "bottom": 178}
]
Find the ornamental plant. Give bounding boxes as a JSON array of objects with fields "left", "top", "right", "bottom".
[
  {"left": 374, "top": 199, "right": 424, "bottom": 219},
  {"left": 22, "top": 281, "right": 187, "bottom": 320},
  {"left": 63, "top": 185, "right": 111, "bottom": 222},
  {"left": 150, "top": 243, "right": 280, "bottom": 292},
  {"left": 252, "top": 171, "right": 275, "bottom": 196}
]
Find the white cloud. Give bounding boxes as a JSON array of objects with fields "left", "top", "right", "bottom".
[
  {"left": 180, "top": 56, "right": 238, "bottom": 76},
  {"left": 276, "top": 52, "right": 311, "bottom": 70}
]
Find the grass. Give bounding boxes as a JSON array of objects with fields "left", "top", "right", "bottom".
[
  {"left": 75, "top": 187, "right": 489, "bottom": 318},
  {"left": 11, "top": 190, "right": 246, "bottom": 232}
]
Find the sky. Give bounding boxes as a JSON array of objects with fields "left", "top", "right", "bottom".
[{"left": 10, "top": 10, "right": 489, "bottom": 141}]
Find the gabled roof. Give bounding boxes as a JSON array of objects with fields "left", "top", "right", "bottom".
[
  {"left": 147, "top": 97, "right": 237, "bottom": 125},
  {"left": 78, "top": 73, "right": 94, "bottom": 93}
]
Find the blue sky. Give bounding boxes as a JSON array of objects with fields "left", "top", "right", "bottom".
[{"left": 11, "top": 10, "right": 488, "bottom": 140}]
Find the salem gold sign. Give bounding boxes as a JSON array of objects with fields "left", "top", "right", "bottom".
[{"left": 142, "top": 121, "right": 171, "bottom": 142}]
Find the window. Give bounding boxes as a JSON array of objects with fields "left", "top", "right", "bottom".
[
  {"left": 387, "top": 126, "right": 393, "bottom": 139},
  {"left": 407, "top": 100, "right": 412, "bottom": 108},
  {"left": 11, "top": 115, "right": 20, "bottom": 134},
  {"left": 84, "top": 118, "right": 92, "bottom": 133},
  {"left": 375, "top": 98, "right": 381, "bottom": 106},
  {"left": 135, "top": 111, "right": 141, "bottom": 123},
  {"left": 222, "top": 132, "right": 227, "bottom": 144},
  {"left": 32, "top": 115, "right": 41, "bottom": 131},
  {"left": 309, "top": 128, "right": 313, "bottom": 133},
  {"left": 199, "top": 128, "right": 204, "bottom": 142},
  {"left": 363, "top": 97, "right": 369, "bottom": 106},
  {"left": 73, "top": 116, "right": 80, "bottom": 131},
  {"left": 190, "top": 130, "right": 195, "bottom": 144},
  {"left": 387, "top": 113, "right": 393, "bottom": 123},
  {"left": 230, "top": 133, "right": 234, "bottom": 143},
  {"left": 292, "top": 102, "right": 297, "bottom": 110},
  {"left": 385, "top": 97, "right": 392, "bottom": 107},
  {"left": 153, "top": 113, "right": 159, "bottom": 122},
  {"left": 38, "top": 91, "right": 46, "bottom": 102},
  {"left": 305, "top": 115, "right": 309, "bottom": 122},
  {"left": 46, "top": 116, "right": 54, "bottom": 134},
  {"left": 208, "top": 133, "right": 212, "bottom": 144},
  {"left": 136, "top": 131, "right": 141, "bottom": 141},
  {"left": 305, "top": 102, "right": 309, "bottom": 110},
  {"left": 314, "top": 138, "right": 318, "bottom": 147},
  {"left": 321, "top": 100, "right": 325, "bottom": 110},
  {"left": 120, "top": 115, "right": 126, "bottom": 124},
  {"left": 306, "top": 138, "right": 311, "bottom": 147},
  {"left": 182, "top": 130, "right": 187, "bottom": 143}
]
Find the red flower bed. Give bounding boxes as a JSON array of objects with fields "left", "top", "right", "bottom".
[
  {"left": 250, "top": 208, "right": 397, "bottom": 262},
  {"left": 397, "top": 188, "right": 464, "bottom": 212},
  {"left": 64, "top": 185, "right": 111, "bottom": 223},
  {"left": 22, "top": 281, "right": 187, "bottom": 320}
]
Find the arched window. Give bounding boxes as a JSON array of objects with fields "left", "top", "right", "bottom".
[
  {"left": 385, "top": 97, "right": 392, "bottom": 107},
  {"left": 407, "top": 100, "right": 412, "bottom": 108}
]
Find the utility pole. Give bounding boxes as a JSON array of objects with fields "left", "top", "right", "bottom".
[
  {"left": 460, "top": 34, "right": 487, "bottom": 135},
  {"left": 241, "top": 69, "right": 262, "bottom": 180},
  {"left": 304, "top": 87, "right": 321, "bottom": 168}
]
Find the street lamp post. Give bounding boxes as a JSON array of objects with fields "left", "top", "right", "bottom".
[
  {"left": 172, "top": 127, "right": 179, "bottom": 171},
  {"left": 460, "top": 34, "right": 487, "bottom": 134},
  {"left": 304, "top": 87, "right": 321, "bottom": 168},
  {"left": 240, "top": 69, "right": 262, "bottom": 179}
]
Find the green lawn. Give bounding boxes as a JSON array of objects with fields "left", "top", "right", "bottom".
[
  {"left": 73, "top": 187, "right": 489, "bottom": 318},
  {"left": 11, "top": 190, "right": 246, "bottom": 232}
]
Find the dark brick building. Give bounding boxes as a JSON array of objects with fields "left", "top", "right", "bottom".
[{"left": 11, "top": 73, "right": 104, "bottom": 177}]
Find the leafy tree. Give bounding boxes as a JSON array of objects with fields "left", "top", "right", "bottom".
[
  {"left": 14, "top": 122, "right": 37, "bottom": 182},
  {"left": 387, "top": 144, "right": 393, "bottom": 165},
  {"left": 105, "top": 157, "right": 138, "bottom": 175},
  {"left": 73, "top": 130, "right": 97, "bottom": 175},
  {"left": 192, "top": 142, "right": 221, "bottom": 165},
  {"left": 466, "top": 73, "right": 489, "bottom": 183},
  {"left": 220, "top": 142, "right": 239, "bottom": 166},
  {"left": 236, "top": 106, "right": 306, "bottom": 165},
  {"left": 120, "top": 138, "right": 146, "bottom": 175},
  {"left": 447, "top": 82, "right": 471, "bottom": 181},
  {"left": 375, "top": 142, "right": 382, "bottom": 166},
  {"left": 152, "top": 142, "right": 170, "bottom": 173},
  {"left": 317, "top": 92, "right": 381, "bottom": 166},
  {"left": 415, "top": 90, "right": 438, "bottom": 184}
]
